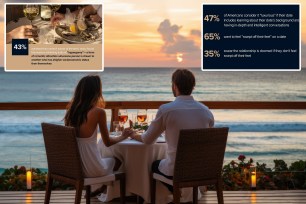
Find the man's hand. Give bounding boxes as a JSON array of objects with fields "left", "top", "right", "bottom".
[
  {"left": 130, "top": 132, "right": 143, "bottom": 142},
  {"left": 6, "top": 25, "right": 33, "bottom": 43}
]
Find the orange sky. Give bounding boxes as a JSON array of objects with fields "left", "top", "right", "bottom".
[{"left": 0, "top": 0, "right": 305, "bottom": 67}]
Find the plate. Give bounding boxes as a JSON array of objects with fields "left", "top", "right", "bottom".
[{"left": 55, "top": 25, "right": 102, "bottom": 44}]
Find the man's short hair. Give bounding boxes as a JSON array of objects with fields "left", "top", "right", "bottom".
[{"left": 172, "top": 69, "right": 196, "bottom": 95}]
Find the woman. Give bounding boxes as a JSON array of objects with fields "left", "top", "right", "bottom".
[{"left": 64, "top": 75, "right": 132, "bottom": 194}]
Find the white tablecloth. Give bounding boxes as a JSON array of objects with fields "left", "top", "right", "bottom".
[
  {"left": 98, "top": 138, "right": 202, "bottom": 203},
  {"left": 98, "top": 138, "right": 170, "bottom": 203}
]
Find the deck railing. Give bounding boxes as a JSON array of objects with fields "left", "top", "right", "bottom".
[{"left": 1, "top": 101, "right": 306, "bottom": 130}]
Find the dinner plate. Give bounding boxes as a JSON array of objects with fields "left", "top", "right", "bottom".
[{"left": 55, "top": 26, "right": 102, "bottom": 44}]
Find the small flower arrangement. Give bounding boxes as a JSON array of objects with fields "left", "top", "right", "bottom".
[
  {"left": 132, "top": 122, "right": 149, "bottom": 131},
  {"left": 222, "top": 155, "right": 254, "bottom": 190}
]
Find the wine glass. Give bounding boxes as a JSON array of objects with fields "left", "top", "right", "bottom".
[
  {"left": 137, "top": 109, "right": 147, "bottom": 124},
  {"left": 50, "top": 4, "right": 61, "bottom": 18},
  {"left": 118, "top": 109, "right": 128, "bottom": 128},
  {"left": 23, "top": 5, "right": 39, "bottom": 29},
  {"left": 112, "top": 121, "right": 120, "bottom": 136}
]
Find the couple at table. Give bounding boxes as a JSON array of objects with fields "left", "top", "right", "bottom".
[{"left": 63, "top": 69, "right": 214, "bottom": 201}]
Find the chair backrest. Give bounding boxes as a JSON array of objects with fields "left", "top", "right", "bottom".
[
  {"left": 173, "top": 127, "right": 229, "bottom": 183},
  {"left": 41, "top": 123, "right": 83, "bottom": 179}
]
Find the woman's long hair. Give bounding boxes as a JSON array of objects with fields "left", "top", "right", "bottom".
[{"left": 64, "top": 75, "right": 105, "bottom": 127}]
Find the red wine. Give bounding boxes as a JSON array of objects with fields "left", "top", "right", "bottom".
[{"left": 119, "top": 115, "right": 128, "bottom": 123}]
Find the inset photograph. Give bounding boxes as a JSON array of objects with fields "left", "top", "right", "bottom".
[{"left": 5, "top": 3, "right": 104, "bottom": 72}]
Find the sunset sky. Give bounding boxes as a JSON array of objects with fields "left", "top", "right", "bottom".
[{"left": 0, "top": 0, "right": 305, "bottom": 68}]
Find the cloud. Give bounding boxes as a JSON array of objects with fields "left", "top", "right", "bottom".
[
  {"left": 190, "top": 29, "right": 201, "bottom": 37},
  {"left": 157, "top": 19, "right": 200, "bottom": 58},
  {"left": 157, "top": 19, "right": 180, "bottom": 43}
]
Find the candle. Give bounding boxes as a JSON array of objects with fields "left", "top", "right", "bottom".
[
  {"left": 251, "top": 171, "right": 256, "bottom": 188},
  {"left": 26, "top": 170, "right": 32, "bottom": 190}
]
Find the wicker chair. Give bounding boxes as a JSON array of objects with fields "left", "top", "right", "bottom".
[
  {"left": 41, "top": 123, "right": 126, "bottom": 204},
  {"left": 151, "top": 127, "right": 229, "bottom": 204}
]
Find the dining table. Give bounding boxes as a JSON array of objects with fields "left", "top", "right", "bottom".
[
  {"left": 97, "top": 135, "right": 201, "bottom": 203},
  {"left": 98, "top": 136, "right": 171, "bottom": 203}
]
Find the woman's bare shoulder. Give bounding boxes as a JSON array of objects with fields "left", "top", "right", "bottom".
[{"left": 89, "top": 107, "right": 106, "bottom": 118}]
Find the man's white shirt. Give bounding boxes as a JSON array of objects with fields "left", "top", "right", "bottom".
[{"left": 141, "top": 95, "right": 214, "bottom": 176}]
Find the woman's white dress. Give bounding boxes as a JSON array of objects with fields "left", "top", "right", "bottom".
[{"left": 77, "top": 128, "right": 115, "bottom": 177}]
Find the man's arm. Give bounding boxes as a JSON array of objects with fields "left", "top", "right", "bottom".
[
  {"left": 141, "top": 108, "right": 165, "bottom": 144},
  {"left": 131, "top": 108, "right": 165, "bottom": 144},
  {"left": 209, "top": 110, "right": 215, "bottom": 127},
  {"left": 131, "top": 133, "right": 143, "bottom": 142}
]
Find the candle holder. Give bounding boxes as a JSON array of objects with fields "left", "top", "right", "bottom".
[
  {"left": 250, "top": 166, "right": 256, "bottom": 190},
  {"left": 26, "top": 169, "right": 32, "bottom": 191}
]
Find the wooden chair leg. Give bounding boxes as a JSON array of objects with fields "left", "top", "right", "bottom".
[
  {"left": 193, "top": 186, "right": 198, "bottom": 204},
  {"left": 120, "top": 175, "right": 126, "bottom": 204},
  {"left": 137, "top": 196, "right": 144, "bottom": 204},
  {"left": 75, "top": 181, "right": 84, "bottom": 204},
  {"left": 44, "top": 173, "right": 53, "bottom": 204},
  {"left": 216, "top": 178, "right": 224, "bottom": 204},
  {"left": 86, "top": 185, "right": 91, "bottom": 204},
  {"left": 173, "top": 185, "right": 180, "bottom": 204},
  {"left": 150, "top": 173, "right": 156, "bottom": 204}
]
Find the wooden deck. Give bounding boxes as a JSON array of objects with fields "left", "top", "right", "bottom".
[{"left": 0, "top": 190, "right": 305, "bottom": 203}]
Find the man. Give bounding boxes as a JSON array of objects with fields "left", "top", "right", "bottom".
[{"left": 131, "top": 69, "right": 214, "bottom": 192}]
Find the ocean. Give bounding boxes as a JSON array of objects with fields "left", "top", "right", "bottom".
[{"left": 0, "top": 68, "right": 305, "bottom": 172}]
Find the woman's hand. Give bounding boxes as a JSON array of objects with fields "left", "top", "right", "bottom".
[{"left": 121, "top": 128, "right": 134, "bottom": 139}]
